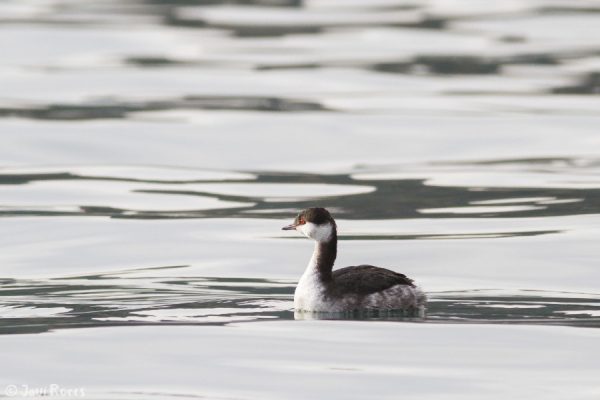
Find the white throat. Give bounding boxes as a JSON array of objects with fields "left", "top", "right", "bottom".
[{"left": 294, "top": 241, "right": 329, "bottom": 311}]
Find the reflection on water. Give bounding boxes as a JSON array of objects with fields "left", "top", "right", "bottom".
[
  {"left": 0, "top": 268, "right": 294, "bottom": 335},
  {"left": 1, "top": 157, "right": 599, "bottom": 221},
  {"left": 1, "top": 4, "right": 600, "bottom": 400},
  {"left": 0, "top": 96, "right": 329, "bottom": 120},
  {"left": 2, "top": 0, "right": 600, "bottom": 396},
  {"left": 2, "top": 267, "right": 599, "bottom": 335},
  {"left": 1, "top": 159, "right": 599, "bottom": 334}
]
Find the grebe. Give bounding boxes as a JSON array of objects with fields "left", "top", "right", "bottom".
[{"left": 282, "top": 207, "right": 426, "bottom": 313}]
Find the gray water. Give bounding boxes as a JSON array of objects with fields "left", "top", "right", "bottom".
[{"left": 1, "top": 0, "right": 600, "bottom": 399}]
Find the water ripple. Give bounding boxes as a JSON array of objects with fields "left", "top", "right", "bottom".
[
  {"left": 1, "top": 161, "right": 599, "bottom": 220},
  {"left": 1, "top": 268, "right": 599, "bottom": 334}
]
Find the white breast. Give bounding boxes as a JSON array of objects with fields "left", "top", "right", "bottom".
[{"left": 294, "top": 264, "right": 329, "bottom": 312}]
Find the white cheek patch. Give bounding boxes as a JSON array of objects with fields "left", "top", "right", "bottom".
[
  {"left": 298, "top": 222, "right": 333, "bottom": 242},
  {"left": 297, "top": 223, "right": 311, "bottom": 238}
]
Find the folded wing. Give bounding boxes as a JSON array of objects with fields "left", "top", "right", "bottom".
[{"left": 332, "top": 265, "right": 415, "bottom": 297}]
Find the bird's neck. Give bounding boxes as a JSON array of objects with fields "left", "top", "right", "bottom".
[{"left": 306, "top": 229, "right": 337, "bottom": 283}]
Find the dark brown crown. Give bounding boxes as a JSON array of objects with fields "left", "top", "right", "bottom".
[{"left": 295, "top": 207, "right": 334, "bottom": 225}]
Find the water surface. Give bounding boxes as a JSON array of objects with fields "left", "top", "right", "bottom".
[{"left": 1, "top": 0, "right": 600, "bottom": 398}]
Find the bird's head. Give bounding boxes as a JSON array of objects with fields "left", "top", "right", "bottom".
[{"left": 282, "top": 207, "right": 336, "bottom": 242}]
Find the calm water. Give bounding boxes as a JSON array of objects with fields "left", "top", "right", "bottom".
[{"left": 1, "top": 0, "right": 600, "bottom": 399}]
